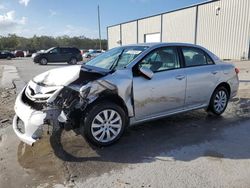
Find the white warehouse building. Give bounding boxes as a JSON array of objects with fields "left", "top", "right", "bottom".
[{"left": 107, "top": 0, "right": 250, "bottom": 60}]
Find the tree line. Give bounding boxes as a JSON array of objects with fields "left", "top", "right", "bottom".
[{"left": 0, "top": 34, "right": 107, "bottom": 51}]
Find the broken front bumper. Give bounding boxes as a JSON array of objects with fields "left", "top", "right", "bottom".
[{"left": 13, "top": 90, "right": 47, "bottom": 146}]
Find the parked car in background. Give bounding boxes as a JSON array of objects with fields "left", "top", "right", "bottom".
[
  {"left": 13, "top": 43, "right": 239, "bottom": 147},
  {"left": 80, "top": 49, "right": 88, "bottom": 55},
  {"left": 83, "top": 49, "right": 104, "bottom": 59},
  {"left": 32, "top": 50, "right": 45, "bottom": 58},
  {"left": 15, "top": 50, "right": 25, "bottom": 57},
  {"left": 33, "top": 47, "right": 83, "bottom": 65},
  {"left": 0, "top": 51, "right": 15, "bottom": 59},
  {"left": 25, "top": 50, "right": 37, "bottom": 57}
]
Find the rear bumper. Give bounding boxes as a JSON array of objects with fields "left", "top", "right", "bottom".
[{"left": 13, "top": 90, "right": 47, "bottom": 145}]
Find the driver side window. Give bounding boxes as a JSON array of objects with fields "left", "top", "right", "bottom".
[
  {"left": 139, "top": 47, "right": 180, "bottom": 73},
  {"left": 50, "top": 48, "right": 59, "bottom": 54}
]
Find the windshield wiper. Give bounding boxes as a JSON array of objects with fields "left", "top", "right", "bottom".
[{"left": 109, "top": 49, "right": 125, "bottom": 70}]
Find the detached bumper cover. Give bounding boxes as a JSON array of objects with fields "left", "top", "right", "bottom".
[{"left": 13, "top": 90, "right": 47, "bottom": 145}]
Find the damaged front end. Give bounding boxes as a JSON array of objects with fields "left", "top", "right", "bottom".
[
  {"left": 12, "top": 78, "right": 66, "bottom": 146},
  {"left": 13, "top": 65, "right": 133, "bottom": 146}
]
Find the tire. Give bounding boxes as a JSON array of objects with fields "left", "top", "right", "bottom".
[
  {"left": 68, "top": 57, "right": 77, "bottom": 65},
  {"left": 40, "top": 58, "right": 48, "bottom": 65},
  {"left": 7, "top": 56, "right": 11, "bottom": 60},
  {"left": 208, "top": 86, "right": 229, "bottom": 116},
  {"left": 83, "top": 102, "right": 127, "bottom": 146}
]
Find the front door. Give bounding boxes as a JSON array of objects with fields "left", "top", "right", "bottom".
[{"left": 133, "top": 46, "right": 186, "bottom": 121}]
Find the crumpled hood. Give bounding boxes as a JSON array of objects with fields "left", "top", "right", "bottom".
[{"left": 33, "top": 65, "right": 81, "bottom": 86}]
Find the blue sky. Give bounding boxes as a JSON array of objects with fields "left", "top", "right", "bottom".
[{"left": 0, "top": 0, "right": 205, "bottom": 39}]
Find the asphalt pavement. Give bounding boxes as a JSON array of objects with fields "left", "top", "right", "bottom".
[{"left": 0, "top": 58, "right": 250, "bottom": 188}]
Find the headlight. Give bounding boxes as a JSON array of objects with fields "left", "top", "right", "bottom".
[{"left": 79, "top": 84, "right": 91, "bottom": 98}]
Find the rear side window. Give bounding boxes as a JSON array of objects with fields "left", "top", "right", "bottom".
[
  {"left": 61, "top": 48, "right": 70, "bottom": 54},
  {"left": 72, "top": 48, "right": 80, "bottom": 54},
  {"left": 182, "top": 47, "right": 214, "bottom": 67}
]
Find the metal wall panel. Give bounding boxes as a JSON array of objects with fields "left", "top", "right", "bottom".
[
  {"left": 162, "top": 7, "right": 197, "bottom": 43},
  {"left": 138, "top": 15, "right": 161, "bottom": 43},
  {"left": 108, "top": 0, "right": 250, "bottom": 59},
  {"left": 107, "top": 25, "right": 121, "bottom": 49},
  {"left": 121, "top": 21, "right": 137, "bottom": 45},
  {"left": 197, "top": 0, "right": 250, "bottom": 60}
]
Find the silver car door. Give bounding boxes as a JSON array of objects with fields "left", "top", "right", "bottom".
[
  {"left": 182, "top": 47, "right": 220, "bottom": 108},
  {"left": 133, "top": 46, "right": 186, "bottom": 121}
]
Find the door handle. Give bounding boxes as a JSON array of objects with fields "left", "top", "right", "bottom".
[
  {"left": 175, "top": 75, "right": 185, "bottom": 80},
  {"left": 211, "top": 71, "right": 218, "bottom": 75}
]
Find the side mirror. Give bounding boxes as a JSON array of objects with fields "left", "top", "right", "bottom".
[{"left": 139, "top": 67, "right": 154, "bottom": 79}]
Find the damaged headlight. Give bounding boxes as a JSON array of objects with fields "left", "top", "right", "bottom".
[{"left": 79, "top": 84, "right": 91, "bottom": 98}]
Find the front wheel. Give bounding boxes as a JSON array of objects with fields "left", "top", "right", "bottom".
[
  {"left": 83, "top": 102, "right": 127, "bottom": 146},
  {"left": 40, "top": 58, "right": 48, "bottom": 65},
  {"left": 208, "top": 86, "right": 229, "bottom": 115}
]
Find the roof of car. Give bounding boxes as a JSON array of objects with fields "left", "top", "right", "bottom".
[{"left": 122, "top": 42, "right": 202, "bottom": 48}]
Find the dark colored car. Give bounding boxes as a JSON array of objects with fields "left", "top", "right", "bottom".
[
  {"left": 0, "top": 51, "right": 15, "bottom": 59},
  {"left": 15, "top": 50, "right": 25, "bottom": 57},
  {"left": 33, "top": 47, "right": 83, "bottom": 65}
]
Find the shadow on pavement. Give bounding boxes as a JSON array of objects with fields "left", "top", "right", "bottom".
[{"left": 49, "top": 96, "right": 250, "bottom": 164}]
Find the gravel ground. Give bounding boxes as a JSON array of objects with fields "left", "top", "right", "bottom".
[{"left": 0, "top": 58, "right": 249, "bottom": 188}]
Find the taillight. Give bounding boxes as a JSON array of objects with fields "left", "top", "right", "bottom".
[{"left": 235, "top": 68, "right": 240, "bottom": 74}]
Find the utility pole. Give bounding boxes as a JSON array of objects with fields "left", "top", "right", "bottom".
[{"left": 98, "top": 5, "right": 102, "bottom": 50}]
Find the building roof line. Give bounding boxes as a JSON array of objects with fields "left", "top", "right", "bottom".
[{"left": 107, "top": 0, "right": 220, "bottom": 28}]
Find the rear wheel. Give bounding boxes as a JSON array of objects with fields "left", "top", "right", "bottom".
[
  {"left": 40, "top": 58, "right": 48, "bottom": 65},
  {"left": 83, "top": 102, "right": 127, "bottom": 146},
  {"left": 208, "top": 86, "right": 229, "bottom": 115},
  {"left": 68, "top": 57, "right": 77, "bottom": 65}
]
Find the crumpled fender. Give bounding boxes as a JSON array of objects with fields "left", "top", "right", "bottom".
[{"left": 80, "top": 69, "right": 134, "bottom": 117}]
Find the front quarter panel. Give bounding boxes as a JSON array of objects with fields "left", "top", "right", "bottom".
[{"left": 85, "top": 69, "right": 134, "bottom": 117}]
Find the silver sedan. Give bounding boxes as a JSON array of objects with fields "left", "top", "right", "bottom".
[{"left": 13, "top": 43, "right": 239, "bottom": 146}]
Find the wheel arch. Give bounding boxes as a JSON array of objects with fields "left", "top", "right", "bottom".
[
  {"left": 88, "top": 91, "right": 129, "bottom": 117},
  {"left": 214, "top": 82, "right": 231, "bottom": 98}
]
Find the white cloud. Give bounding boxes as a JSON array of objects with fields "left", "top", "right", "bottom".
[
  {"left": 49, "top": 9, "right": 57, "bottom": 16},
  {"left": 0, "top": 11, "right": 27, "bottom": 34},
  {"left": 19, "top": 0, "right": 30, "bottom": 7}
]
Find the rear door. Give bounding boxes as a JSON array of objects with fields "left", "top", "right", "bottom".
[
  {"left": 60, "top": 48, "right": 71, "bottom": 62},
  {"left": 181, "top": 46, "right": 220, "bottom": 108},
  {"left": 133, "top": 46, "right": 186, "bottom": 120}
]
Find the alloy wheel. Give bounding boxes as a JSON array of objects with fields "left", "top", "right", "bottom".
[
  {"left": 91, "top": 109, "right": 122, "bottom": 143},
  {"left": 214, "top": 90, "right": 228, "bottom": 113}
]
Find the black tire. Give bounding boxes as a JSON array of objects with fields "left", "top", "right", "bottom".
[
  {"left": 83, "top": 102, "right": 127, "bottom": 147},
  {"left": 68, "top": 57, "right": 77, "bottom": 65},
  {"left": 207, "top": 86, "right": 229, "bottom": 116},
  {"left": 39, "top": 57, "right": 48, "bottom": 65}
]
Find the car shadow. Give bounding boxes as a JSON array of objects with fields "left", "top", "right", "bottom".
[{"left": 49, "top": 97, "right": 250, "bottom": 164}]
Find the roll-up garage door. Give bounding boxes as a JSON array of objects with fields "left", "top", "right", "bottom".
[{"left": 144, "top": 33, "right": 161, "bottom": 43}]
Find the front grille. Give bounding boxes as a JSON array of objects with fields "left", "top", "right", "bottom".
[
  {"left": 17, "top": 117, "right": 25, "bottom": 134},
  {"left": 22, "top": 91, "right": 46, "bottom": 111}
]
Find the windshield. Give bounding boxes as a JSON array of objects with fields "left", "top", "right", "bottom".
[
  {"left": 45, "top": 47, "right": 55, "bottom": 53},
  {"left": 84, "top": 46, "right": 148, "bottom": 70}
]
